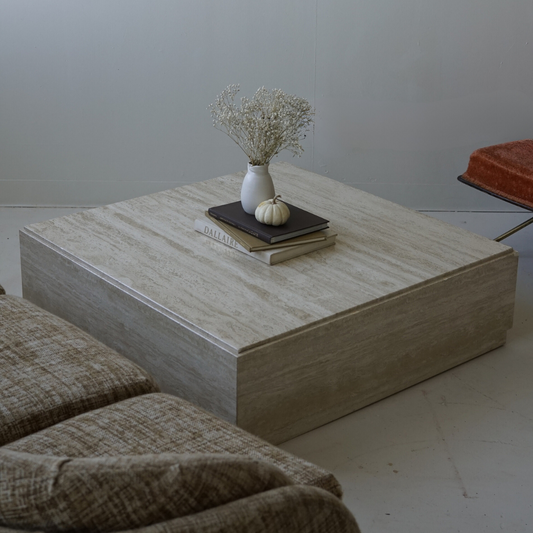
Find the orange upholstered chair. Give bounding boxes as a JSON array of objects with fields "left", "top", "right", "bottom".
[{"left": 458, "top": 139, "right": 533, "bottom": 241}]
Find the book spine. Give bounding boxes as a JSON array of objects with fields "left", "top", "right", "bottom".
[
  {"left": 205, "top": 213, "right": 253, "bottom": 251},
  {"left": 207, "top": 209, "right": 273, "bottom": 244},
  {"left": 268, "top": 238, "right": 335, "bottom": 265},
  {"left": 194, "top": 220, "right": 272, "bottom": 264}
]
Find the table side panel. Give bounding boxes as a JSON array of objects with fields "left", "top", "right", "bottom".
[
  {"left": 20, "top": 230, "right": 238, "bottom": 423},
  {"left": 237, "top": 251, "right": 518, "bottom": 444}
]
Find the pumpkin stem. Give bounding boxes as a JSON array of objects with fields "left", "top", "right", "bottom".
[{"left": 272, "top": 194, "right": 282, "bottom": 204}]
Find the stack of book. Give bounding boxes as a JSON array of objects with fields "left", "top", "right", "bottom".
[{"left": 194, "top": 200, "right": 336, "bottom": 265}]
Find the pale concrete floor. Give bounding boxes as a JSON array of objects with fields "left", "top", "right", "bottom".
[{"left": 1, "top": 208, "right": 532, "bottom": 533}]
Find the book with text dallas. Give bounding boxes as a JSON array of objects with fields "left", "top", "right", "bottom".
[
  {"left": 207, "top": 201, "right": 329, "bottom": 244},
  {"left": 194, "top": 217, "right": 336, "bottom": 265}
]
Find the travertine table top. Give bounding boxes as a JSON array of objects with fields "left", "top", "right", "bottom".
[{"left": 24, "top": 163, "right": 511, "bottom": 355}]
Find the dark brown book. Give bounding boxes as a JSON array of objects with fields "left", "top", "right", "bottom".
[
  {"left": 205, "top": 212, "right": 328, "bottom": 252},
  {"left": 207, "top": 201, "right": 329, "bottom": 244}
]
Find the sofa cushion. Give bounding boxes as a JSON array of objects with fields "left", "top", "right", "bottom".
[
  {"left": 6, "top": 392, "right": 343, "bottom": 498},
  {"left": 0, "top": 448, "right": 293, "bottom": 533},
  {"left": 0, "top": 294, "right": 160, "bottom": 446},
  {"left": 118, "top": 486, "right": 361, "bottom": 533}
]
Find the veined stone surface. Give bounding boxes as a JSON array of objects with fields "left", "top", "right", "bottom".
[{"left": 20, "top": 163, "right": 518, "bottom": 442}]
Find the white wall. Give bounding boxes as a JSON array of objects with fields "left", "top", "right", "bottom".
[{"left": 1, "top": 0, "right": 532, "bottom": 209}]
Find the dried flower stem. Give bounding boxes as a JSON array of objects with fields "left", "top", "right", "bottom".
[{"left": 209, "top": 85, "right": 314, "bottom": 166}]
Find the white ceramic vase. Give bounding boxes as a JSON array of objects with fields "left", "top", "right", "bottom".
[{"left": 240, "top": 163, "right": 275, "bottom": 215}]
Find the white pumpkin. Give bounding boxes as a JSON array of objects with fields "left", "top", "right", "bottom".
[{"left": 255, "top": 195, "right": 291, "bottom": 226}]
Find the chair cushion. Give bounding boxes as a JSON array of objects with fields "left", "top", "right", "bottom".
[
  {"left": 0, "top": 294, "right": 160, "bottom": 445},
  {"left": 0, "top": 448, "right": 293, "bottom": 533},
  {"left": 461, "top": 139, "right": 533, "bottom": 210},
  {"left": 6, "top": 392, "right": 343, "bottom": 498}
]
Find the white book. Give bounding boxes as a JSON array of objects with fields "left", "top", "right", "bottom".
[{"left": 194, "top": 218, "right": 336, "bottom": 265}]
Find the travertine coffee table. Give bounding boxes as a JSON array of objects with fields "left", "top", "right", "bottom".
[{"left": 20, "top": 163, "right": 518, "bottom": 444}]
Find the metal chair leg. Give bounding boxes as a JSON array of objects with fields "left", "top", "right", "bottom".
[{"left": 494, "top": 216, "right": 533, "bottom": 242}]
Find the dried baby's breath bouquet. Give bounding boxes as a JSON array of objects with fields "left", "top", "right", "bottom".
[{"left": 209, "top": 84, "right": 314, "bottom": 166}]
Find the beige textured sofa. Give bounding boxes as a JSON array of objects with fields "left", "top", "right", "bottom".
[{"left": 0, "top": 285, "right": 360, "bottom": 533}]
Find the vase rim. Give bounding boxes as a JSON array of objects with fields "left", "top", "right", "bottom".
[{"left": 247, "top": 162, "right": 270, "bottom": 169}]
